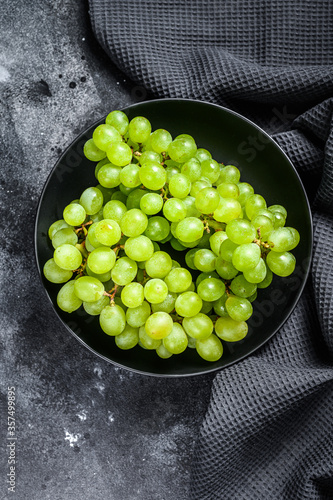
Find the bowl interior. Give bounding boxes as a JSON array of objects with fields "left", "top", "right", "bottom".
[{"left": 35, "top": 99, "right": 312, "bottom": 377}]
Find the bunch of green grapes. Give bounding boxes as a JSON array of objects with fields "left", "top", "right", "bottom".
[{"left": 43, "top": 110, "right": 300, "bottom": 363}]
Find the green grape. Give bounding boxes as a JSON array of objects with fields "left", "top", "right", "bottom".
[
  {"left": 139, "top": 162, "right": 166, "bottom": 190},
  {"left": 100, "top": 304, "right": 126, "bottom": 336},
  {"left": 144, "top": 216, "right": 170, "bottom": 241},
  {"left": 85, "top": 264, "right": 111, "bottom": 282},
  {"left": 85, "top": 236, "right": 96, "bottom": 252},
  {"left": 151, "top": 292, "right": 177, "bottom": 313},
  {"left": 197, "top": 231, "right": 212, "bottom": 249},
  {"left": 57, "top": 280, "right": 82, "bottom": 313},
  {"left": 217, "top": 165, "right": 240, "bottom": 184},
  {"left": 257, "top": 264, "right": 273, "bottom": 288},
  {"left": 145, "top": 312, "right": 173, "bottom": 339},
  {"left": 156, "top": 344, "right": 173, "bottom": 359},
  {"left": 195, "top": 148, "right": 212, "bottom": 162},
  {"left": 87, "top": 246, "right": 116, "bottom": 274},
  {"left": 213, "top": 198, "right": 242, "bottom": 223},
  {"left": 226, "top": 219, "right": 256, "bottom": 245},
  {"left": 79, "top": 187, "right": 103, "bottom": 215},
  {"left": 97, "top": 163, "right": 122, "bottom": 188},
  {"left": 193, "top": 249, "right": 216, "bottom": 272},
  {"left": 181, "top": 157, "right": 202, "bottom": 182},
  {"left": 217, "top": 182, "right": 239, "bottom": 199},
  {"left": 83, "top": 295, "right": 110, "bottom": 315},
  {"left": 87, "top": 222, "right": 104, "bottom": 248},
  {"left": 272, "top": 211, "right": 286, "bottom": 228},
  {"left": 124, "top": 235, "right": 154, "bottom": 261},
  {"left": 52, "top": 227, "right": 78, "bottom": 249},
  {"left": 95, "top": 158, "right": 110, "bottom": 179},
  {"left": 92, "top": 124, "right": 122, "bottom": 151},
  {"left": 111, "top": 190, "right": 127, "bottom": 204},
  {"left": 145, "top": 251, "right": 172, "bottom": 278},
  {"left": 230, "top": 275, "right": 257, "bottom": 298},
  {"left": 183, "top": 313, "right": 213, "bottom": 339},
  {"left": 267, "top": 227, "right": 298, "bottom": 252},
  {"left": 243, "top": 257, "right": 267, "bottom": 283},
  {"left": 94, "top": 219, "right": 121, "bottom": 247},
  {"left": 232, "top": 243, "right": 261, "bottom": 271},
  {"left": 74, "top": 276, "right": 105, "bottom": 303},
  {"left": 268, "top": 204, "right": 287, "bottom": 218},
  {"left": 126, "top": 188, "right": 146, "bottom": 210},
  {"left": 196, "top": 271, "right": 219, "bottom": 287},
  {"left": 237, "top": 182, "right": 255, "bottom": 206},
  {"left": 63, "top": 203, "right": 86, "bottom": 226},
  {"left": 115, "top": 324, "right": 139, "bottom": 349},
  {"left": 48, "top": 219, "right": 71, "bottom": 240},
  {"left": 200, "top": 300, "right": 213, "bottom": 315},
  {"left": 137, "top": 150, "right": 161, "bottom": 165},
  {"left": 168, "top": 173, "right": 192, "bottom": 199},
  {"left": 209, "top": 230, "right": 228, "bottom": 256},
  {"left": 83, "top": 138, "right": 106, "bottom": 162},
  {"left": 163, "top": 198, "right": 187, "bottom": 222},
  {"left": 183, "top": 196, "right": 201, "bottom": 218},
  {"left": 120, "top": 209, "right": 148, "bottom": 237},
  {"left": 126, "top": 301, "right": 151, "bottom": 327},
  {"left": 251, "top": 214, "right": 274, "bottom": 239},
  {"left": 89, "top": 207, "right": 104, "bottom": 224},
  {"left": 144, "top": 279, "right": 168, "bottom": 304},
  {"left": 121, "top": 282, "right": 144, "bottom": 308},
  {"left": 111, "top": 257, "right": 138, "bottom": 285},
  {"left": 245, "top": 194, "right": 267, "bottom": 220},
  {"left": 195, "top": 187, "right": 220, "bottom": 214},
  {"left": 119, "top": 184, "right": 135, "bottom": 196},
  {"left": 175, "top": 291, "right": 202, "bottom": 317},
  {"left": 248, "top": 290, "right": 257, "bottom": 303},
  {"left": 220, "top": 238, "right": 239, "bottom": 262},
  {"left": 225, "top": 295, "right": 253, "bottom": 321},
  {"left": 150, "top": 128, "right": 172, "bottom": 153},
  {"left": 266, "top": 251, "right": 296, "bottom": 277},
  {"left": 185, "top": 248, "right": 198, "bottom": 270},
  {"left": 43, "top": 258, "right": 73, "bottom": 283},
  {"left": 288, "top": 228, "right": 300, "bottom": 250},
  {"left": 175, "top": 217, "right": 204, "bottom": 243},
  {"left": 164, "top": 267, "right": 192, "bottom": 293},
  {"left": 212, "top": 294, "right": 229, "bottom": 317},
  {"left": 215, "top": 317, "right": 248, "bottom": 342},
  {"left": 163, "top": 323, "right": 188, "bottom": 354},
  {"left": 190, "top": 179, "right": 212, "bottom": 197},
  {"left": 119, "top": 164, "right": 141, "bottom": 188},
  {"left": 215, "top": 256, "right": 239, "bottom": 280},
  {"left": 105, "top": 110, "right": 129, "bottom": 135},
  {"left": 106, "top": 142, "right": 132, "bottom": 167},
  {"left": 200, "top": 159, "right": 220, "bottom": 183},
  {"left": 54, "top": 244, "right": 82, "bottom": 270},
  {"left": 197, "top": 278, "right": 225, "bottom": 301},
  {"left": 103, "top": 199, "right": 127, "bottom": 223},
  {"left": 167, "top": 136, "right": 197, "bottom": 163},
  {"left": 196, "top": 334, "right": 223, "bottom": 362},
  {"left": 140, "top": 193, "right": 164, "bottom": 215},
  {"left": 139, "top": 326, "right": 161, "bottom": 349},
  {"left": 165, "top": 165, "right": 180, "bottom": 182},
  {"left": 128, "top": 116, "right": 151, "bottom": 143}
]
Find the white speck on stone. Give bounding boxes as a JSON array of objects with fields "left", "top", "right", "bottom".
[
  {"left": 82, "top": 37, "right": 85, "bottom": 41},
  {"left": 64, "top": 430, "right": 81, "bottom": 447},
  {"left": 0, "top": 65, "right": 10, "bottom": 82},
  {"left": 95, "top": 382, "right": 105, "bottom": 395},
  {"left": 116, "top": 81, "right": 119, "bottom": 85},
  {"left": 77, "top": 410, "right": 87, "bottom": 421},
  {"left": 108, "top": 412, "right": 115, "bottom": 423},
  {"left": 93, "top": 366, "right": 102, "bottom": 378}
]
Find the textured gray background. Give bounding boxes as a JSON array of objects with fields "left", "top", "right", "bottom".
[{"left": 0, "top": 1, "right": 214, "bottom": 499}]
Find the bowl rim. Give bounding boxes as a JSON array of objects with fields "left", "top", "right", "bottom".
[{"left": 34, "top": 97, "right": 313, "bottom": 377}]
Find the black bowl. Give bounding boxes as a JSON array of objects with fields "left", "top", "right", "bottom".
[{"left": 35, "top": 98, "right": 312, "bottom": 377}]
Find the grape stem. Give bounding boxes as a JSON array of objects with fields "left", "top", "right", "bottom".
[
  {"left": 104, "top": 285, "right": 119, "bottom": 305},
  {"left": 161, "top": 185, "right": 169, "bottom": 201},
  {"left": 253, "top": 238, "right": 271, "bottom": 249},
  {"left": 75, "top": 242, "right": 88, "bottom": 259},
  {"left": 75, "top": 220, "right": 93, "bottom": 235},
  {"left": 113, "top": 244, "right": 125, "bottom": 256}
]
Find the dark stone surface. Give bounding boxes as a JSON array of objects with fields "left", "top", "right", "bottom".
[{"left": 0, "top": 1, "right": 214, "bottom": 498}]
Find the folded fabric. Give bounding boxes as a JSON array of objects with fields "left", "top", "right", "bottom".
[{"left": 88, "top": 1, "right": 333, "bottom": 498}]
